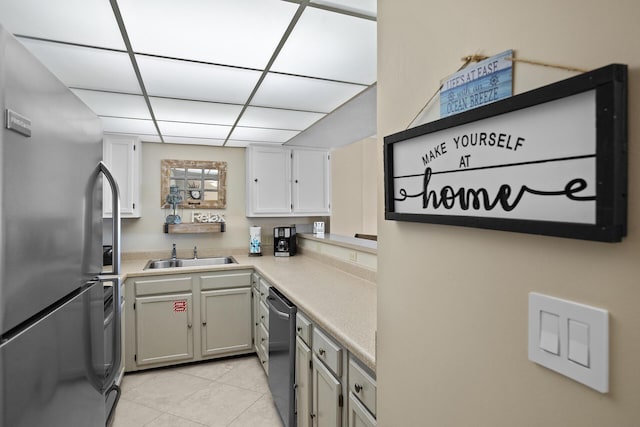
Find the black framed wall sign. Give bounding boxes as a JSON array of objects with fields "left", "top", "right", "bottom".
[{"left": 384, "top": 64, "right": 627, "bottom": 242}]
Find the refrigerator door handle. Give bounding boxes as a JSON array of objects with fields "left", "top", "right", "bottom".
[
  {"left": 99, "top": 161, "right": 121, "bottom": 276},
  {"left": 98, "top": 161, "right": 122, "bottom": 391}
]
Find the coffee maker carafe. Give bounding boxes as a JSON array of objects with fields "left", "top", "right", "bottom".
[{"left": 273, "top": 226, "right": 296, "bottom": 257}]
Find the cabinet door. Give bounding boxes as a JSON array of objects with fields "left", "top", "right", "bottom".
[
  {"left": 292, "top": 148, "right": 331, "bottom": 215},
  {"left": 247, "top": 145, "right": 292, "bottom": 215},
  {"left": 312, "top": 354, "right": 342, "bottom": 427},
  {"left": 348, "top": 393, "right": 376, "bottom": 427},
  {"left": 201, "top": 287, "right": 252, "bottom": 357},
  {"left": 296, "top": 337, "right": 313, "bottom": 427},
  {"left": 252, "top": 287, "right": 260, "bottom": 353},
  {"left": 135, "top": 293, "right": 193, "bottom": 366},
  {"left": 103, "top": 135, "right": 141, "bottom": 218}
]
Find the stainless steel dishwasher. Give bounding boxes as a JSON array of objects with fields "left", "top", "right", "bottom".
[{"left": 267, "top": 287, "right": 297, "bottom": 427}]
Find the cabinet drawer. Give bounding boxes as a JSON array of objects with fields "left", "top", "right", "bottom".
[
  {"left": 258, "top": 322, "right": 269, "bottom": 360},
  {"left": 349, "top": 392, "right": 377, "bottom": 426},
  {"left": 259, "top": 278, "right": 270, "bottom": 304},
  {"left": 134, "top": 276, "right": 193, "bottom": 296},
  {"left": 312, "top": 328, "right": 342, "bottom": 377},
  {"left": 200, "top": 271, "right": 251, "bottom": 291},
  {"left": 259, "top": 300, "right": 269, "bottom": 330},
  {"left": 348, "top": 357, "right": 377, "bottom": 417},
  {"left": 296, "top": 312, "right": 312, "bottom": 345}
]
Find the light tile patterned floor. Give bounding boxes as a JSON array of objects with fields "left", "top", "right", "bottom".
[{"left": 112, "top": 354, "right": 283, "bottom": 427}]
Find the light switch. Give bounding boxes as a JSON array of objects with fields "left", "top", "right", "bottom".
[
  {"left": 568, "top": 319, "right": 590, "bottom": 367},
  {"left": 528, "top": 292, "right": 609, "bottom": 393},
  {"left": 539, "top": 311, "right": 560, "bottom": 355}
]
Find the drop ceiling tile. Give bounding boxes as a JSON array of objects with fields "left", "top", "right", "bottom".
[
  {"left": 311, "top": 0, "right": 377, "bottom": 17},
  {"left": 271, "top": 7, "right": 376, "bottom": 84},
  {"left": 162, "top": 136, "right": 225, "bottom": 147},
  {"left": 72, "top": 89, "right": 150, "bottom": 119},
  {"left": 137, "top": 55, "right": 261, "bottom": 104},
  {"left": 18, "top": 38, "right": 140, "bottom": 93},
  {"left": 101, "top": 117, "right": 158, "bottom": 136},
  {"left": 150, "top": 97, "right": 242, "bottom": 126},
  {"left": 157, "top": 121, "right": 231, "bottom": 139},
  {"left": 224, "top": 140, "right": 258, "bottom": 148},
  {"left": 230, "top": 127, "right": 299, "bottom": 143},
  {"left": 238, "top": 107, "right": 325, "bottom": 131},
  {"left": 107, "top": 132, "right": 163, "bottom": 143},
  {"left": 251, "top": 73, "right": 366, "bottom": 113},
  {"left": 0, "top": 0, "right": 125, "bottom": 49},
  {"left": 118, "top": 0, "right": 298, "bottom": 69}
]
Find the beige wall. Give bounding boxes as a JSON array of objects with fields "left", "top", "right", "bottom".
[
  {"left": 117, "top": 142, "right": 323, "bottom": 255},
  {"left": 331, "top": 137, "right": 378, "bottom": 236},
  {"left": 377, "top": 1, "right": 640, "bottom": 426}
]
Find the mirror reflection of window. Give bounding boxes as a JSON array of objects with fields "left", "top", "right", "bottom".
[{"left": 161, "top": 160, "right": 227, "bottom": 209}]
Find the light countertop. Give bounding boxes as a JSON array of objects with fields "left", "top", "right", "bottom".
[{"left": 117, "top": 253, "right": 377, "bottom": 371}]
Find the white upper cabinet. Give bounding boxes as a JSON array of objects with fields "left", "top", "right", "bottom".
[
  {"left": 103, "top": 134, "right": 141, "bottom": 218},
  {"left": 292, "top": 148, "right": 331, "bottom": 215},
  {"left": 246, "top": 145, "right": 331, "bottom": 217}
]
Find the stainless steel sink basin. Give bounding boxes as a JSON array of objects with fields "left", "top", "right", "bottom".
[{"left": 144, "top": 256, "right": 237, "bottom": 270}]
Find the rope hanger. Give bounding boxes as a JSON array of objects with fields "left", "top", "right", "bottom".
[{"left": 407, "top": 53, "right": 589, "bottom": 129}]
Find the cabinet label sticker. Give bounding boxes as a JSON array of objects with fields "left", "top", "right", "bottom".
[{"left": 173, "top": 300, "right": 187, "bottom": 312}]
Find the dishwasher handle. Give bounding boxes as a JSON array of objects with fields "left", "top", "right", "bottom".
[{"left": 267, "top": 296, "right": 291, "bottom": 320}]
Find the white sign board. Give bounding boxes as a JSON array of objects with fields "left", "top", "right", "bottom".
[{"left": 384, "top": 64, "right": 627, "bottom": 242}]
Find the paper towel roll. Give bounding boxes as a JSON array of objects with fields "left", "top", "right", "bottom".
[{"left": 249, "top": 226, "right": 262, "bottom": 255}]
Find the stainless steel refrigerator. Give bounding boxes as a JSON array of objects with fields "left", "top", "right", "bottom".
[{"left": 0, "top": 24, "right": 122, "bottom": 427}]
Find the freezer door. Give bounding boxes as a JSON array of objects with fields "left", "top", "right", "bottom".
[
  {"left": 0, "top": 26, "right": 103, "bottom": 335},
  {"left": 0, "top": 282, "right": 105, "bottom": 427}
]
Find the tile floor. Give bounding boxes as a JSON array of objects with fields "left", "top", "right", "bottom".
[{"left": 112, "top": 354, "right": 283, "bottom": 427}]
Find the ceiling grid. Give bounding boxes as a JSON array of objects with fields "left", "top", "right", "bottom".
[{"left": 0, "top": 0, "right": 377, "bottom": 147}]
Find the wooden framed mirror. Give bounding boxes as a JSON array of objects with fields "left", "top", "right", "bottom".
[{"left": 161, "top": 159, "right": 227, "bottom": 209}]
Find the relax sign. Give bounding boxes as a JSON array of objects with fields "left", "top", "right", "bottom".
[{"left": 384, "top": 65, "right": 627, "bottom": 242}]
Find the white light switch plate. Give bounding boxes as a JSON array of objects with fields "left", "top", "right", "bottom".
[{"left": 528, "top": 292, "right": 609, "bottom": 393}]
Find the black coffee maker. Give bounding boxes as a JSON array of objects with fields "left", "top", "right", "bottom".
[{"left": 273, "top": 226, "right": 296, "bottom": 257}]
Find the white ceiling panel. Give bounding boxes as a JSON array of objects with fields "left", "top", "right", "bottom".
[
  {"left": 107, "top": 132, "right": 163, "bottom": 143},
  {"left": 311, "top": 0, "right": 377, "bottom": 18},
  {"left": 252, "top": 73, "right": 367, "bottom": 113},
  {"left": 137, "top": 55, "right": 261, "bottom": 104},
  {"left": 71, "top": 89, "right": 151, "bottom": 119},
  {"left": 230, "top": 127, "right": 299, "bottom": 143},
  {"left": 162, "top": 136, "right": 226, "bottom": 146},
  {"left": 150, "top": 97, "right": 242, "bottom": 126},
  {"left": 101, "top": 117, "right": 158, "bottom": 136},
  {"left": 239, "top": 107, "right": 325, "bottom": 131},
  {"left": 0, "top": 0, "right": 125, "bottom": 49},
  {"left": 118, "top": 0, "right": 298, "bottom": 69},
  {"left": 224, "top": 140, "right": 257, "bottom": 148},
  {"left": 157, "top": 121, "right": 231, "bottom": 139},
  {"left": 18, "top": 38, "right": 141, "bottom": 93},
  {"left": 271, "top": 7, "right": 376, "bottom": 84}
]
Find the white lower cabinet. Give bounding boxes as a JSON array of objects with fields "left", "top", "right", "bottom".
[
  {"left": 135, "top": 292, "right": 194, "bottom": 366},
  {"left": 312, "top": 353, "right": 343, "bottom": 427},
  {"left": 296, "top": 336, "right": 313, "bottom": 427},
  {"left": 125, "top": 271, "right": 253, "bottom": 372},
  {"left": 348, "top": 392, "right": 376, "bottom": 427},
  {"left": 252, "top": 272, "right": 270, "bottom": 373},
  {"left": 201, "top": 287, "right": 252, "bottom": 356}
]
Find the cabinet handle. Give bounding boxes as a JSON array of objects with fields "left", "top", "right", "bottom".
[
  {"left": 319, "top": 348, "right": 325, "bottom": 356},
  {"left": 310, "top": 413, "right": 316, "bottom": 419},
  {"left": 297, "top": 327, "right": 302, "bottom": 332},
  {"left": 187, "top": 323, "right": 192, "bottom": 329},
  {"left": 261, "top": 338, "right": 266, "bottom": 342},
  {"left": 261, "top": 315, "right": 265, "bottom": 319},
  {"left": 295, "top": 179, "right": 299, "bottom": 183},
  {"left": 202, "top": 321, "right": 207, "bottom": 326},
  {"left": 254, "top": 178, "right": 258, "bottom": 182},
  {"left": 354, "top": 383, "right": 363, "bottom": 393}
]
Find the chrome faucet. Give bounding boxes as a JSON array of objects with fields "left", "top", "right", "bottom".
[
  {"left": 171, "top": 243, "right": 177, "bottom": 260},
  {"left": 193, "top": 245, "right": 198, "bottom": 259}
]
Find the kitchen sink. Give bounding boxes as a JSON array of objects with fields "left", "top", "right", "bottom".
[{"left": 144, "top": 256, "right": 237, "bottom": 270}]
